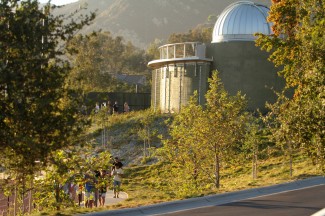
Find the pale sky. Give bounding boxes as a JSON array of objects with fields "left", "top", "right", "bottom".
[{"left": 39, "top": 0, "right": 79, "bottom": 6}]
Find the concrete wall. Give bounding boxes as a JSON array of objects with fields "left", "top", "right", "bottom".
[
  {"left": 151, "top": 62, "right": 210, "bottom": 113},
  {"left": 207, "top": 41, "right": 284, "bottom": 112}
]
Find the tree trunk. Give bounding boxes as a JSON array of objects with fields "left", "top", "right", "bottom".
[
  {"left": 214, "top": 154, "right": 220, "bottom": 188},
  {"left": 252, "top": 146, "right": 258, "bottom": 179},
  {"left": 143, "top": 139, "right": 146, "bottom": 157},
  {"left": 55, "top": 182, "right": 60, "bottom": 211},
  {"left": 28, "top": 179, "right": 33, "bottom": 214},
  {"left": 289, "top": 141, "right": 293, "bottom": 177},
  {"left": 14, "top": 184, "right": 17, "bottom": 216},
  {"left": 147, "top": 128, "right": 151, "bottom": 156}
]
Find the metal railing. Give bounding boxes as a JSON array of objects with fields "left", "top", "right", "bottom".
[{"left": 159, "top": 42, "right": 204, "bottom": 60}]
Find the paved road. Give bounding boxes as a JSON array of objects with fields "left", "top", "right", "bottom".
[
  {"left": 85, "top": 177, "right": 325, "bottom": 216},
  {"left": 159, "top": 185, "right": 325, "bottom": 216}
]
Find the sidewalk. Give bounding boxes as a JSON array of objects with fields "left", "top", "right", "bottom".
[
  {"left": 105, "top": 190, "right": 128, "bottom": 206},
  {"left": 79, "top": 190, "right": 128, "bottom": 207}
]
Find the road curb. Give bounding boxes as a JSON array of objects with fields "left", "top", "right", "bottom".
[{"left": 85, "top": 176, "right": 325, "bottom": 216}]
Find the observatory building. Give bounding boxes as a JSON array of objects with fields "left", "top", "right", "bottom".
[{"left": 148, "top": 1, "right": 284, "bottom": 113}]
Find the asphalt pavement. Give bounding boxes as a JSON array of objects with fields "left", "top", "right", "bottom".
[{"left": 85, "top": 176, "right": 325, "bottom": 216}]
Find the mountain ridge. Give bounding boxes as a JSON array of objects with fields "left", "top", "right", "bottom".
[{"left": 53, "top": 0, "right": 271, "bottom": 48}]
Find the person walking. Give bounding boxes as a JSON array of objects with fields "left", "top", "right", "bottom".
[
  {"left": 111, "top": 161, "right": 124, "bottom": 198},
  {"left": 84, "top": 173, "right": 95, "bottom": 208},
  {"left": 77, "top": 183, "right": 83, "bottom": 206},
  {"left": 94, "top": 170, "right": 101, "bottom": 207},
  {"left": 113, "top": 101, "right": 119, "bottom": 114},
  {"left": 98, "top": 170, "right": 108, "bottom": 207},
  {"left": 95, "top": 103, "right": 100, "bottom": 114},
  {"left": 123, "top": 102, "right": 130, "bottom": 113}
]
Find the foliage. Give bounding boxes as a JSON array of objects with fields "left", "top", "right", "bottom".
[
  {"left": 120, "top": 154, "right": 322, "bottom": 214},
  {"left": 242, "top": 114, "right": 271, "bottom": 179},
  {"left": 32, "top": 143, "right": 112, "bottom": 212},
  {"left": 201, "top": 71, "right": 248, "bottom": 188},
  {"left": 0, "top": 0, "right": 94, "bottom": 177},
  {"left": 137, "top": 109, "right": 160, "bottom": 158},
  {"left": 167, "top": 23, "right": 213, "bottom": 44},
  {"left": 146, "top": 39, "right": 163, "bottom": 60},
  {"left": 159, "top": 93, "right": 207, "bottom": 197},
  {"left": 256, "top": 0, "right": 325, "bottom": 170},
  {"left": 149, "top": 13, "right": 216, "bottom": 53},
  {"left": 0, "top": 0, "right": 94, "bottom": 212},
  {"left": 160, "top": 71, "right": 248, "bottom": 196},
  {"left": 67, "top": 32, "right": 151, "bottom": 94}
]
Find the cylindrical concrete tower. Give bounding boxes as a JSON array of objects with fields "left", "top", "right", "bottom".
[
  {"left": 148, "top": 42, "right": 212, "bottom": 113},
  {"left": 208, "top": 1, "right": 284, "bottom": 112}
]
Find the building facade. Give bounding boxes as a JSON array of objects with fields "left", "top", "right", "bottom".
[{"left": 148, "top": 1, "right": 284, "bottom": 113}]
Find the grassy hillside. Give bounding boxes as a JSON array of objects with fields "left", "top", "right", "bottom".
[
  {"left": 35, "top": 109, "right": 322, "bottom": 215},
  {"left": 79, "top": 109, "right": 322, "bottom": 212}
]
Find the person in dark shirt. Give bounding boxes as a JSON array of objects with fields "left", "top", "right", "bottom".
[{"left": 113, "top": 101, "right": 119, "bottom": 114}]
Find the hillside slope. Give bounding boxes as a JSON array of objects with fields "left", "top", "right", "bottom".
[{"left": 53, "top": 0, "right": 271, "bottom": 48}]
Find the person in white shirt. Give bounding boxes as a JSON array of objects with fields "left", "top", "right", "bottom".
[{"left": 111, "top": 162, "right": 124, "bottom": 198}]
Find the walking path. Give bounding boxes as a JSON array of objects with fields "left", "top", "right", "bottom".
[
  {"left": 104, "top": 190, "right": 128, "bottom": 206},
  {"left": 78, "top": 190, "right": 128, "bottom": 208}
]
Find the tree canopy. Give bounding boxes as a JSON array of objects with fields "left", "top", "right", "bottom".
[
  {"left": 161, "top": 71, "right": 248, "bottom": 195},
  {"left": 67, "top": 32, "right": 151, "bottom": 93},
  {"left": 167, "top": 22, "right": 213, "bottom": 44},
  {"left": 256, "top": 0, "right": 325, "bottom": 169},
  {"left": 0, "top": 0, "right": 94, "bottom": 176}
]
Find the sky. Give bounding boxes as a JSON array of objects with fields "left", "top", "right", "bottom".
[{"left": 39, "top": 0, "right": 79, "bottom": 6}]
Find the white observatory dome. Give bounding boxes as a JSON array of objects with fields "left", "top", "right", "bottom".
[{"left": 212, "top": 1, "right": 272, "bottom": 43}]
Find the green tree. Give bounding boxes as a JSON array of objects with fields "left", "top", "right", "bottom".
[
  {"left": 242, "top": 114, "right": 269, "bottom": 179},
  {"left": 146, "top": 39, "right": 163, "bottom": 60},
  {"left": 167, "top": 25, "right": 212, "bottom": 44},
  {"left": 161, "top": 92, "right": 207, "bottom": 196},
  {"left": 0, "top": 0, "right": 95, "bottom": 205},
  {"left": 162, "top": 71, "right": 247, "bottom": 194},
  {"left": 137, "top": 109, "right": 159, "bottom": 159},
  {"left": 167, "top": 15, "right": 213, "bottom": 44},
  {"left": 67, "top": 32, "right": 151, "bottom": 93},
  {"left": 256, "top": 0, "right": 325, "bottom": 170},
  {"left": 32, "top": 141, "right": 112, "bottom": 211},
  {"left": 202, "top": 71, "right": 247, "bottom": 188}
]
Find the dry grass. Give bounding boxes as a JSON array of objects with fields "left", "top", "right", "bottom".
[
  {"left": 33, "top": 111, "right": 323, "bottom": 215},
  {"left": 108, "top": 155, "right": 322, "bottom": 211}
]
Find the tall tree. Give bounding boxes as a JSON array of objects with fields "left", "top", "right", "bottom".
[
  {"left": 202, "top": 71, "right": 247, "bottom": 188},
  {"left": 161, "top": 93, "right": 207, "bottom": 196},
  {"left": 67, "top": 32, "right": 151, "bottom": 93},
  {"left": 256, "top": 0, "right": 325, "bottom": 169},
  {"left": 162, "top": 71, "right": 247, "bottom": 194},
  {"left": 0, "top": 0, "right": 94, "bottom": 177}
]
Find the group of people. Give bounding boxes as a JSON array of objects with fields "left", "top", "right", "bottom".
[
  {"left": 77, "top": 157, "right": 124, "bottom": 208},
  {"left": 95, "top": 101, "right": 130, "bottom": 114}
]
